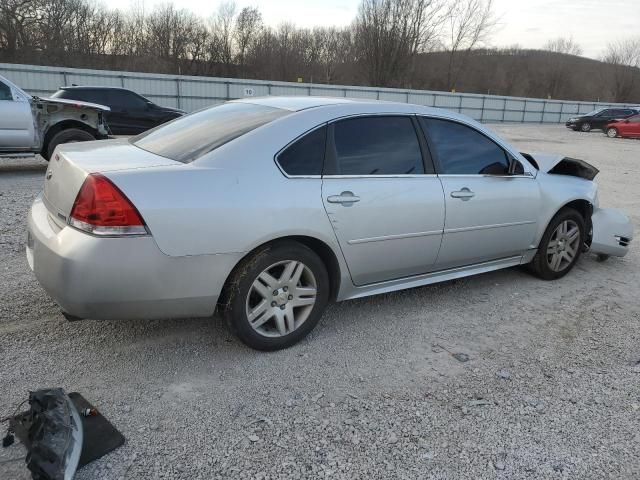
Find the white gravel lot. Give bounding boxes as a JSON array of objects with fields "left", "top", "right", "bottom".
[{"left": 1, "top": 125, "right": 639, "bottom": 479}]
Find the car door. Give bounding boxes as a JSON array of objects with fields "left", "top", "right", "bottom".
[
  {"left": 321, "top": 115, "right": 445, "bottom": 286},
  {"left": 594, "top": 109, "right": 618, "bottom": 129},
  {"left": 107, "top": 90, "right": 151, "bottom": 135},
  {"left": 419, "top": 117, "right": 539, "bottom": 270},
  {"left": 620, "top": 114, "right": 640, "bottom": 137},
  {"left": 0, "top": 79, "right": 35, "bottom": 150}
]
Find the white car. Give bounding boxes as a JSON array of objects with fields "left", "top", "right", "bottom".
[
  {"left": 27, "top": 97, "right": 633, "bottom": 350},
  {"left": 0, "top": 74, "right": 110, "bottom": 160}
]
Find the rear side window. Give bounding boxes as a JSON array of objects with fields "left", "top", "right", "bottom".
[
  {"left": 277, "top": 126, "right": 326, "bottom": 176},
  {"left": 0, "top": 81, "right": 12, "bottom": 101},
  {"left": 133, "top": 102, "right": 289, "bottom": 163},
  {"left": 420, "top": 118, "right": 509, "bottom": 175},
  {"left": 327, "top": 116, "right": 424, "bottom": 175},
  {"left": 109, "top": 90, "right": 147, "bottom": 110}
]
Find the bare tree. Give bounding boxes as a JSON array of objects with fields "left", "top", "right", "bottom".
[
  {"left": 355, "top": 0, "right": 447, "bottom": 87},
  {"left": 442, "top": 0, "right": 497, "bottom": 91},
  {"left": 602, "top": 38, "right": 640, "bottom": 102},
  {"left": 541, "top": 37, "right": 582, "bottom": 98},
  {"left": 234, "top": 6, "right": 262, "bottom": 75},
  {"left": 0, "top": 0, "right": 41, "bottom": 61},
  {"left": 213, "top": 1, "right": 236, "bottom": 75}
]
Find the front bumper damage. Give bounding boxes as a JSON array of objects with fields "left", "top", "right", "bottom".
[{"left": 590, "top": 208, "right": 633, "bottom": 257}]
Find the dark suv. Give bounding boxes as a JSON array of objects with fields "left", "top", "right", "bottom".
[
  {"left": 51, "top": 86, "right": 185, "bottom": 135},
  {"left": 565, "top": 107, "right": 638, "bottom": 132}
]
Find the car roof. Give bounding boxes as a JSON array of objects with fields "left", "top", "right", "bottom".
[
  {"left": 231, "top": 96, "right": 364, "bottom": 111},
  {"left": 60, "top": 86, "right": 134, "bottom": 91},
  {"left": 231, "top": 96, "right": 461, "bottom": 117}
]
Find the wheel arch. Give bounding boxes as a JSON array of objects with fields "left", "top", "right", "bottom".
[
  {"left": 542, "top": 199, "right": 594, "bottom": 248},
  {"left": 218, "top": 235, "right": 343, "bottom": 310},
  {"left": 41, "top": 120, "right": 99, "bottom": 157}
]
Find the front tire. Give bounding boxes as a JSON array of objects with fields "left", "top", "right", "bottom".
[
  {"left": 529, "top": 208, "right": 585, "bottom": 280},
  {"left": 580, "top": 122, "right": 591, "bottom": 132},
  {"left": 221, "top": 241, "right": 330, "bottom": 351},
  {"left": 45, "top": 128, "right": 96, "bottom": 160},
  {"left": 606, "top": 127, "right": 618, "bottom": 138}
]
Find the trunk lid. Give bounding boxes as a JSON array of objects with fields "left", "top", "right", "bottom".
[{"left": 43, "top": 138, "right": 180, "bottom": 223}]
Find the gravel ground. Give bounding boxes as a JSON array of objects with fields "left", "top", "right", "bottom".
[{"left": 1, "top": 125, "right": 639, "bottom": 479}]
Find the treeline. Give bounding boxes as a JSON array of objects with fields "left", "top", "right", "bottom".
[{"left": 1, "top": 0, "right": 639, "bottom": 102}]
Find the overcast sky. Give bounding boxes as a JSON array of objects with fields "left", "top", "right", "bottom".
[{"left": 108, "top": 0, "right": 639, "bottom": 59}]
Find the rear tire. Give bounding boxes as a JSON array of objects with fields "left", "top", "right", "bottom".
[
  {"left": 45, "top": 128, "right": 96, "bottom": 160},
  {"left": 606, "top": 127, "right": 618, "bottom": 138},
  {"left": 221, "top": 241, "right": 330, "bottom": 351},
  {"left": 529, "top": 208, "right": 585, "bottom": 280}
]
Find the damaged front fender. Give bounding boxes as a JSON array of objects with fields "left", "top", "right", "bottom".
[{"left": 521, "top": 152, "right": 599, "bottom": 180}]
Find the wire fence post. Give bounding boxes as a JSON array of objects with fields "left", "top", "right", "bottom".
[
  {"left": 61, "top": 70, "right": 68, "bottom": 87},
  {"left": 480, "top": 96, "right": 486, "bottom": 123},
  {"left": 175, "top": 78, "right": 181, "bottom": 109},
  {"left": 225, "top": 81, "right": 230, "bottom": 100},
  {"left": 521, "top": 99, "right": 527, "bottom": 123},
  {"left": 119, "top": 75, "right": 125, "bottom": 87}
]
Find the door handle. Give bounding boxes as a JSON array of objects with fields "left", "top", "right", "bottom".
[
  {"left": 327, "top": 191, "right": 360, "bottom": 205},
  {"left": 450, "top": 188, "right": 475, "bottom": 201}
]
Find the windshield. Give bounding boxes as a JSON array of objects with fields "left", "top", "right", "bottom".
[{"left": 132, "top": 102, "right": 289, "bottom": 163}]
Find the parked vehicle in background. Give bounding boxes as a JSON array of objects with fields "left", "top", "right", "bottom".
[
  {"left": 565, "top": 107, "right": 638, "bottom": 132},
  {"left": 605, "top": 114, "right": 640, "bottom": 138},
  {"left": 0, "top": 74, "right": 109, "bottom": 160},
  {"left": 27, "top": 97, "right": 633, "bottom": 351},
  {"left": 51, "top": 87, "right": 185, "bottom": 135}
]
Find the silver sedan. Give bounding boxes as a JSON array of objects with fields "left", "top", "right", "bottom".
[{"left": 27, "top": 97, "right": 633, "bottom": 350}]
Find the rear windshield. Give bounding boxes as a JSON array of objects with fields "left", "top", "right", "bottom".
[{"left": 131, "top": 102, "right": 290, "bottom": 163}]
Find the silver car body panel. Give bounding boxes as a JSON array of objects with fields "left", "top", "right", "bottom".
[
  {"left": 28, "top": 194, "right": 239, "bottom": 319},
  {"left": 27, "top": 97, "right": 633, "bottom": 320},
  {"left": 0, "top": 74, "right": 109, "bottom": 154}
]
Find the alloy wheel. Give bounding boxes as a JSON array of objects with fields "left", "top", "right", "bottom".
[
  {"left": 607, "top": 128, "right": 618, "bottom": 138},
  {"left": 546, "top": 220, "right": 581, "bottom": 272},
  {"left": 245, "top": 260, "right": 317, "bottom": 337},
  {"left": 580, "top": 123, "right": 591, "bottom": 132}
]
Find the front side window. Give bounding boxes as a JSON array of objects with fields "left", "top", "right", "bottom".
[
  {"left": 420, "top": 118, "right": 509, "bottom": 175},
  {"left": 0, "top": 81, "right": 13, "bottom": 101},
  {"left": 133, "top": 102, "right": 290, "bottom": 163},
  {"left": 277, "top": 126, "right": 326, "bottom": 176},
  {"left": 327, "top": 116, "right": 424, "bottom": 175}
]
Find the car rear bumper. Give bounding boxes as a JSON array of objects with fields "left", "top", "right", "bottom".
[
  {"left": 590, "top": 207, "right": 633, "bottom": 257},
  {"left": 27, "top": 194, "right": 242, "bottom": 320}
]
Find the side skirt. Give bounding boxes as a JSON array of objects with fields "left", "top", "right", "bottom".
[{"left": 340, "top": 255, "right": 527, "bottom": 301}]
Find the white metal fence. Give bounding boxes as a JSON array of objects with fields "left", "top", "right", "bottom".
[{"left": 1, "top": 62, "right": 637, "bottom": 123}]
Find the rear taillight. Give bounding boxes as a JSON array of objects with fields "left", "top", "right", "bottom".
[{"left": 69, "top": 173, "right": 148, "bottom": 236}]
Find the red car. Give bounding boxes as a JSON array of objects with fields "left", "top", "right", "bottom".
[{"left": 606, "top": 114, "right": 640, "bottom": 138}]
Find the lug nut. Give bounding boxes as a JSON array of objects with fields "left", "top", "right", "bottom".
[
  {"left": 283, "top": 286, "right": 288, "bottom": 292},
  {"left": 271, "top": 301, "right": 277, "bottom": 307},
  {"left": 288, "top": 295, "right": 293, "bottom": 300},
  {"left": 280, "top": 305, "right": 286, "bottom": 310},
  {"left": 273, "top": 290, "right": 278, "bottom": 296}
]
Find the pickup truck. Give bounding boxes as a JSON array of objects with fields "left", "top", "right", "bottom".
[{"left": 0, "top": 74, "right": 110, "bottom": 160}]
